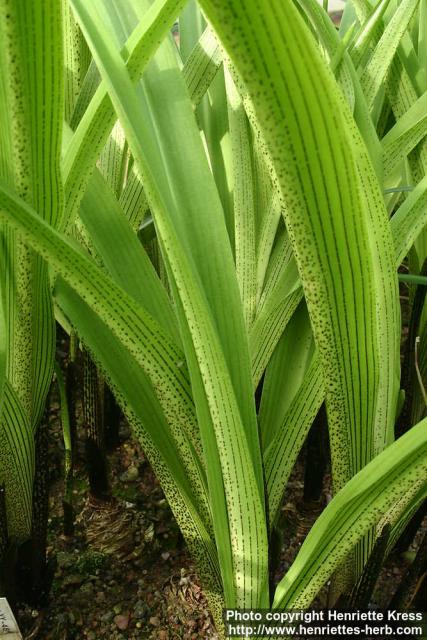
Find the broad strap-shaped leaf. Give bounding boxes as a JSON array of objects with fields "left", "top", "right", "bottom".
[
  {"left": 70, "top": 60, "right": 101, "bottom": 130},
  {"left": 264, "top": 166, "right": 427, "bottom": 524},
  {"left": 391, "top": 174, "right": 427, "bottom": 264},
  {"left": 0, "top": 381, "right": 34, "bottom": 540},
  {"left": 225, "top": 68, "right": 257, "bottom": 329},
  {"left": 255, "top": 193, "right": 281, "bottom": 303},
  {"left": 0, "top": 275, "right": 6, "bottom": 417},
  {"left": 64, "top": 0, "right": 186, "bottom": 229},
  {"left": 296, "top": 0, "right": 355, "bottom": 112},
  {"left": 250, "top": 267, "right": 302, "bottom": 388},
  {"left": 382, "top": 90, "right": 427, "bottom": 184},
  {"left": 79, "top": 166, "right": 181, "bottom": 345},
  {"left": 360, "top": 0, "right": 419, "bottom": 112},
  {"left": 2, "top": 179, "right": 222, "bottom": 611},
  {"left": 420, "top": 0, "right": 427, "bottom": 86},
  {"left": 349, "top": 0, "right": 391, "bottom": 69},
  {"left": 383, "top": 483, "right": 427, "bottom": 553},
  {"left": 385, "top": 54, "right": 427, "bottom": 193},
  {"left": 113, "top": 29, "right": 223, "bottom": 233},
  {"left": 0, "top": 181, "right": 206, "bottom": 491},
  {"left": 251, "top": 229, "right": 302, "bottom": 386},
  {"left": 182, "top": 27, "right": 222, "bottom": 108},
  {"left": 0, "top": 0, "right": 63, "bottom": 432},
  {"left": 295, "top": 0, "right": 382, "bottom": 177},
  {"left": 197, "top": 68, "right": 234, "bottom": 248},
  {"left": 179, "top": 0, "right": 206, "bottom": 62},
  {"left": 63, "top": 1, "right": 92, "bottom": 124},
  {"left": 182, "top": 3, "right": 233, "bottom": 248},
  {"left": 98, "top": 121, "right": 129, "bottom": 199},
  {"left": 273, "top": 418, "right": 427, "bottom": 609},
  {"left": 399, "top": 30, "right": 427, "bottom": 98},
  {"left": 199, "top": 0, "right": 400, "bottom": 502},
  {"left": 118, "top": 166, "right": 150, "bottom": 232},
  {"left": 265, "top": 353, "right": 323, "bottom": 527},
  {"left": 70, "top": 0, "right": 268, "bottom": 608},
  {"left": 259, "top": 301, "right": 315, "bottom": 450}
]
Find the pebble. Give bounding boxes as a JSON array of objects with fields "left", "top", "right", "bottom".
[
  {"left": 120, "top": 465, "right": 139, "bottom": 482},
  {"left": 114, "top": 613, "right": 129, "bottom": 630}
]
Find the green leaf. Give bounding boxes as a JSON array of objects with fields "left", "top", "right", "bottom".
[
  {"left": 71, "top": 0, "right": 269, "bottom": 608},
  {"left": 273, "top": 418, "right": 427, "bottom": 608},
  {"left": 63, "top": 1, "right": 92, "bottom": 124},
  {"left": 265, "top": 353, "right": 324, "bottom": 526},
  {"left": 296, "top": 0, "right": 383, "bottom": 175},
  {"left": 382, "top": 90, "right": 427, "bottom": 184},
  {"left": 0, "top": 180, "right": 204, "bottom": 490},
  {"left": 391, "top": 173, "right": 427, "bottom": 264},
  {"left": 419, "top": 0, "right": 427, "bottom": 87},
  {"left": 98, "top": 121, "right": 129, "bottom": 199},
  {"left": 199, "top": 0, "right": 400, "bottom": 497},
  {"left": 0, "top": 0, "right": 63, "bottom": 432},
  {"left": 360, "top": 0, "right": 419, "bottom": 112},
  {"left": 0, "top": 277, "right": 6, "bottom": 416},
  {"left": 0, "top": 381, "right": 34, "bottom": 540},
  {"left": 259, "top": 301, "right": 315, "bottom": 450},
  {"left": 64, "top": 0, "right": 186, "bottom": 229},
  {"left": 79, "top": 166, "right": 181, "bottom": 345},
  {"left": 118, "top": 166, "right": 149, "bottom": 232},
  {"left": 255, "top": 194, "right": 281, "bottom": 303},
  {"left": 182, "top": 27, "right": 222, "bottom": 108},
  {"left": 250, "top": 258, "right": 302, "bottom": 388},
  {"left": 225, "top": 68, "right": 257, "bottom": 329},
  {"left": 349, "top": 0, "right": 391, "bottom": 69}
]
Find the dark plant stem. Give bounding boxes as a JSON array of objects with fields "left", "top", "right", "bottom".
[
  {"left": 0, "top": 484, "right": 8, "bottom": 596},
  {"left": 83, "top": 350, "right": 110, "bottom": 499},
  {"left": 63, "top": 500, "right": 74, "bottom": 538},
  {"left": 390, "top": 529, "right": 427, "bottom": 609},
  {"left": 16, "top": 402, "right": 52, "bottom": 606},
  {"left": 303, "top": 403, "right": 328, "bottom": 503},
  {"left": 66, "top": 330, "right": 78, "bottom": 466},
  {"left": 29, "top": 405, "right": 51, "bottom": 604},
  {"left": 104, "top": 385, "right": 121, "bottom": 451},
  {"left": 349, "top": 524, "right": 391, "bottom": 609},
  {"left": 56, "top": 358, "right": 75, "bottom": 537},
  {"left": 413, "top": 546, "right": 427, "bottom": 609},
  {"left": 394, "top": 500, "right": 427, "bottom": 554}
]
